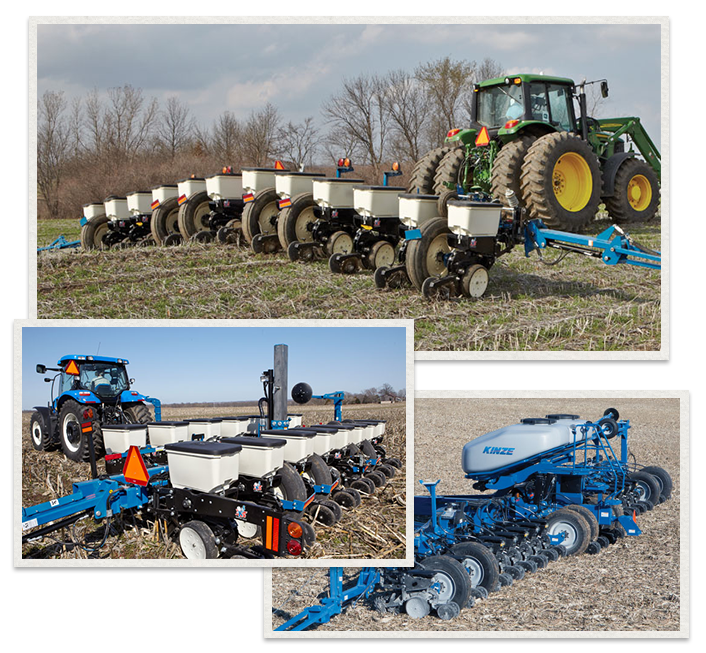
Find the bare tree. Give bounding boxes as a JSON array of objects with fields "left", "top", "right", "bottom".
[
  {"left": 416, "top": 57, "right": 476, "bottom": 144},
  {"left": 37, "top": 91, "right": 71, "bottom": 219},
  {"left": 156, "top": 96, "right": 195, "bottom": 159},
  {"left": 321, "top": 129, "right": 363, "bottom": 166},
  {"left": 322, "top": 74, "right": 391, "bottom": 178},
  {"left": 210, "top": 111, "right": 242, "bottom": 163},
  {"left": 103, "top": 85, "right": 159, "bottom": 160},
  {"left": 276, "top": 117, "right": 320, "bottom": 169},
  {"left": 381, "top": 69, "right": 429, "bottom": 163},
  {"left": 242, "top": 103, "right": 281, "bottom": 166}
]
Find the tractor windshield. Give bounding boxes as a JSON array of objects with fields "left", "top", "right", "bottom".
[
  {"left": 477, "top": 84, "right": 524, "bottom": 128},
  {"left": 78, "top": 363, "right": 130, "bottom": 398}
]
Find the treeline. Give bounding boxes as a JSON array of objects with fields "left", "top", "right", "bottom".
[
  {"left": 161, "top": 384, "right": 406, "bottom": 409},
  {"left": 38, "top": 56, "right": 502, "bottom": 220}
]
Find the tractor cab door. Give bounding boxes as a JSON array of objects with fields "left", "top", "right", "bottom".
[{"left": 528, "top": 82, "right": 576, "bottom": 133}]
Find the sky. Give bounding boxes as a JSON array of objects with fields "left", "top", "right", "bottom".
[
  {"left": 21, "top": 325, "right": 407, "bottom": 409},
  {"left": 36, "top": 21, "right": 662, "bottom": 150}
]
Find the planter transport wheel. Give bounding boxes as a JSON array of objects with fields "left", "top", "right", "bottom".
[
  {"left": 419, "top": 555, "right": 471, "bottom": 611},
  {"left": 406, "top": 216, "right": 451, "bottom": 290},
  {"left": 640, "top": 466, "right": 673, "bottom": 501},
  {"left": 151, "top": 197, "right": 181, "bottom": 246},
  {"left": 629, "top": 471, "right": 661, "bottom": 505},
  {"left": 178, "top": 190, "right": 211, "bottom": 239},
  {"left": 277, "top": 193, "right": 317, "bottom": 249},
  {"left": 449, "top": 541, "right": 500, "bottom": 594},
  {"left": 546, "top": 509, "right": 591, "bottom": 556}
]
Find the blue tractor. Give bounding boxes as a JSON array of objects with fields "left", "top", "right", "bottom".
[{"left": 30, "top": 355, "right": 155, "bottom": 462}]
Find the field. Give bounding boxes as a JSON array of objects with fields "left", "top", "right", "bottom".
[
  {"left": 35, "top": 216, "right": 661, "bottom": 352},
  {"left": 270, "top": 398, "right": 682, "bottom": 633},
  {"left": 21, "top": 402, "right": 406, "bottom": 561}
]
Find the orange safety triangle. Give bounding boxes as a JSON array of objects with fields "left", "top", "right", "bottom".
[
  {"left": 475, "top": 127, "right": 491, "bottom": 147},
  {"left": 65, "top": 360, "right": 80, "bottom": 375},
  {"left": 123, "top": 445, "right": 150, "bottom": 486},
  {"left": 274, "top": 160, "right": 286, "bottom": 170}
]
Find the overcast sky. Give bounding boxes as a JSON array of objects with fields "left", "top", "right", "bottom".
[
  {"left": 37, "top": 22, "right": 662, "bottom": 150},
  {"left": 22, "top": 325, "right": 407, "bottom": 408}
]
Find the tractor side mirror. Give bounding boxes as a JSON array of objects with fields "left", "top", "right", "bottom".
[
  {"left": 36, "top": 364, "right": 46, "bottom": 374},
  {"left": 600, "top": 81, "right": 609, "bottom": 98},
  {"left": 291, "top": 382, "right": 313, "bottom": 405},
  {"left": 44, "top": 378, "right": 52, "bottom": 383},
  {"left": 129, "top": 378, "right": 135, "bottom": 385}
]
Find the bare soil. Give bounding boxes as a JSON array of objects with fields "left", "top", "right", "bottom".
[
  {"left": 270, "top": 398, "right": 681, "bottom": 633},
  {"left": 21, "top": 403, "right": 406, "bottom": 561}
]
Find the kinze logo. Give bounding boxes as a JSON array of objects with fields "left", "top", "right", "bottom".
[{"left": 483, "top": 446, "right": 515, "bottom": 456}]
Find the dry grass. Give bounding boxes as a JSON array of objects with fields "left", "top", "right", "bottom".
[
  {"left": 36, "top": 216, "right": 661, "bottom": 352},
  {"left": 271, "top": 398, "right": 681, "bottom": 633},
  {"left": 21, "top": 403, "right": 406, "bottom": 561}
]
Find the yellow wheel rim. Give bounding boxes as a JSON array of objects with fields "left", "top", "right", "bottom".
[
  {"left": 552, "top": 152, "right": 593, "bottom": 212},
  {"left": 627, "top": 174, "right": 652, "bottom": 212}
]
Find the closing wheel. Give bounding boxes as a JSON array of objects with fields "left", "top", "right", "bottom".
[
  {"left": 178, "top": 191, "right": 211, "bottom": 239},
  {"left": 179, "top": 520, "right": 219, "bottom": 559},
  {"left": 419, "top": 555, "right": 471, "bottom": 610},
  {"left": 235, "top": 519, "right": 260, "bottom": 539},
  {"left": 374, "top": 266, "right": 389, "bottom": 289},
  {"left": 450, "top": 541, "right": 500, "bottom": 594},
  {"left": 320, "top": 499, "right": 343, "bottom": 522},
  {"left": 163, "top": 233, "right": 183, "bottom": 246},
  {"left": 436, "top": 601, "right": 461, "bottom": 620},
  {"left": 546, "top": 509, "right": 591, "bottom": 556},
  {"left": 604, "top": 158, "right": 660, "bottom": 223},
  {"left": 405, "top": 217, "right": 451, "bottom": 290},
  {"left": 405, "top": 596, "right": 431, "bottom": 619},
  {"left": 422, "top": 276, "right": 454, "bottom": 301},
  {"left": 332, "top": 490, "right": 356, "bottom": 509},
  {"left": 326, "top": 230, "right": 354, "bottom": 256},
  {"left": 520, "top": 131, "right": 602, "bottom": 232},
  {"left": 367, "top": 241, "right": 396, "bottom": 270},
  {"left": 460, "top": 264, "right": 489, "bottom": 298},
  {"left": 299, "top": 520, "right": 316, "bottom": 547},
  {"left": 377, "top": 464, "right": 396, "bottom": 479},
  {"left": 365, "top": 471, "right": 385, "bottom": 488},
  {"left": 306, "top": 503, "right": 336, "bottom": 526},
  {"left": 350, "top": 478, "right": 375, "bottom": 495},
  {"left": 505, "top": 565, "right": 525, "bottom": 581},
  {"left": 342, "top": 487, "right": 361, "bottom": 507},
  {"left": 193, "top": 230, "right": 215, "bottom": 244},
  {"left": 385, "top": 458, "right": 403, "bottom": 469},
  {"left": 287, "top": 242, "right": 300, "bottom": 261},
  {"left": 328, "top": 253, "right": 343, "bottom": 274}
]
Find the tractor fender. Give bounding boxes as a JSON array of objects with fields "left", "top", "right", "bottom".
[
  {"left": 498, "top": 120, "right": 557, "bottom": 142},
  {"left": 601, "top": 153, "right": 634, "bottom": 198},
  {"left": 58, "top": 390, "right": 101, "bottom": 406},
  {"left": 445, "top": 128, "right": 478, "bottom": 147},
  {"left": 120, "top": 390, "right": 148, "bottom": 403}
]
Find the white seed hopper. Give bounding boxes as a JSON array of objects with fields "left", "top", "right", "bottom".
[
  {"left": 151, "top": 184, "right": 178, "bottom": 209},
  {"left": 126, "top": 191, "right": 153, "bottom": 215},
  {"left": 312, "top": 178, "right": 364, "bottom": 209},
  {"left": 354, "top": 186, "right": 405, "bottom": 218},
  {"left": 165, "top": 440, "right": 241, "bottom": 493},
  {"left": 103, "top": 196, "right": 130, "bottom": 221},
  {"left": 102, "top": 424, "right": 148, "bottom": 454},
  {"left": 398, "top": 193, "right": 439, "bottom": 229},
  {"left": 275, "top": 171, "right": 326, "bottom": 200},
  {"left": 447, "top": 200, "right": 502, "bottom": 238},
  {"left": 206, "top": 173, "right": 244, "bottom": 201},
  {"left": 242, "top": 168, "right": 278, "bottom": 195},
  {"left": 82, "top": 202, "right": 105, "bottom": 222}
]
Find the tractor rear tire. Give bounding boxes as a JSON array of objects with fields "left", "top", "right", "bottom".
[
  {"left": 433, "top": 147, "right": 467, "bottom": 195},
  {"left": 277, "top": 192, "right": 317, "bottom": 249},
  {"left": 407, "top": 145, "right": 455, "bottom": 195},
  {"left": 58, "top": 399, "right": 103, "bottom": 462},
  {"left": 124, "top": 403, "right": 153, "bottom": 425},
  {"left": 520, "top": 131, "right": 602, "bottom": 232},
  {"left": 151, "top": 197, "right": 181, "bottom": 246},
  {"left": 604, "top": 158, "right": 660, "bottom": 223},
  {"left": 490, "top": 135, "right": 536, "bottom": 206},
  {"left": 241, "top": 188, "right": 279, "bottom": 244},
  {"left": 178, "top": 191, "right": 211, "bottom": 239},
  {"left": 80, "top": 214, "right": 110, "bottom": 250},
  {"left": 405, "top": 217, "right": 451, "bottom": 290}
]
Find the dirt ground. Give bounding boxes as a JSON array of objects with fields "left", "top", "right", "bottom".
[
  {"left": 20, "top": 403, "right": 406, "bottom": 561},
  {"left": 270, "top": 398, "right": 682, "bottom": 633}
]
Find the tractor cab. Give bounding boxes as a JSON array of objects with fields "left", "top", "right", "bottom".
[
  {"left": 469, "top": 74, "right": 579, "bottom": 142},
  {"left": 62, "top": 359, "right": 131, "bottom": 399}
]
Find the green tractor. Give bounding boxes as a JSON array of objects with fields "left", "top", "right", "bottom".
[{"left": 408, "top": 74, "right": 661, "bottom": 232}]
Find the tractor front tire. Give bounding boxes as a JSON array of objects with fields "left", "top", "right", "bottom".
[
  {"left": 520, "top": 132, "right": 602, "bottom": 232},
  {"left": 58, "top": 399, "right": 103, "bottom": 462},
  {"left": 604, "top": 158, "right": 660, "bottom": 223},
  {"left": 29, "top": 411, "right": 57, "bottom": 451}
]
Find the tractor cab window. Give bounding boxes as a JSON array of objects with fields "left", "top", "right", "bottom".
[
  {"left": 477, "top": 84, "right": 524, "bottom": 128},
  {"left": 78, "top": 363, "right": 129, "bottom": 397},
  {"left": 529, "top": 83, "right": 574, "bottom": 132},
  {"left": 60, "top": 372, "right": 78, "bottom": 393}
]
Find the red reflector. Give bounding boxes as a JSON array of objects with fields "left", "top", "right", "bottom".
[
  {"left": 278, "top": 198, "right": 292, "bottom": 209},
  {"left": 331, "top": 479, "right": 339, "bottom": 490},
  {"left": 286, "top": 539, "right": 302, "bottom": 556},
  {"left": 504, "top": 119, "right": 519, "bottom": 129},
  {"left": 337, "top": 158, "right": 344, "bottom": 167},
  {"left": 272, "top": 517, "right": 280, "bottom": 552},
  {"left": 243, "top": 193, "right": 254, "bottom": 203},
  {"left": 447, "top": 128, "right": 461, "bottom": 139},
  {"left": 265, "top": 516, "right": 273, "bottom": 549},
  {"left": 177, "top": 194, "right": 187, "bottom": 205},
  {"left": 304, "top": 494, "right": 315, "bottom": 508},
  {"left": 151, "top": 200, "right": 160, "bottom": 210},
  {"left": 475, "top": 127, "right": 491, "bottom": 146},
  {"left": 105, "top": 453, "right": 121, "bottom": 461},
  {"left": 79, "top": 392, "right": 91, "bottom": 396}
]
